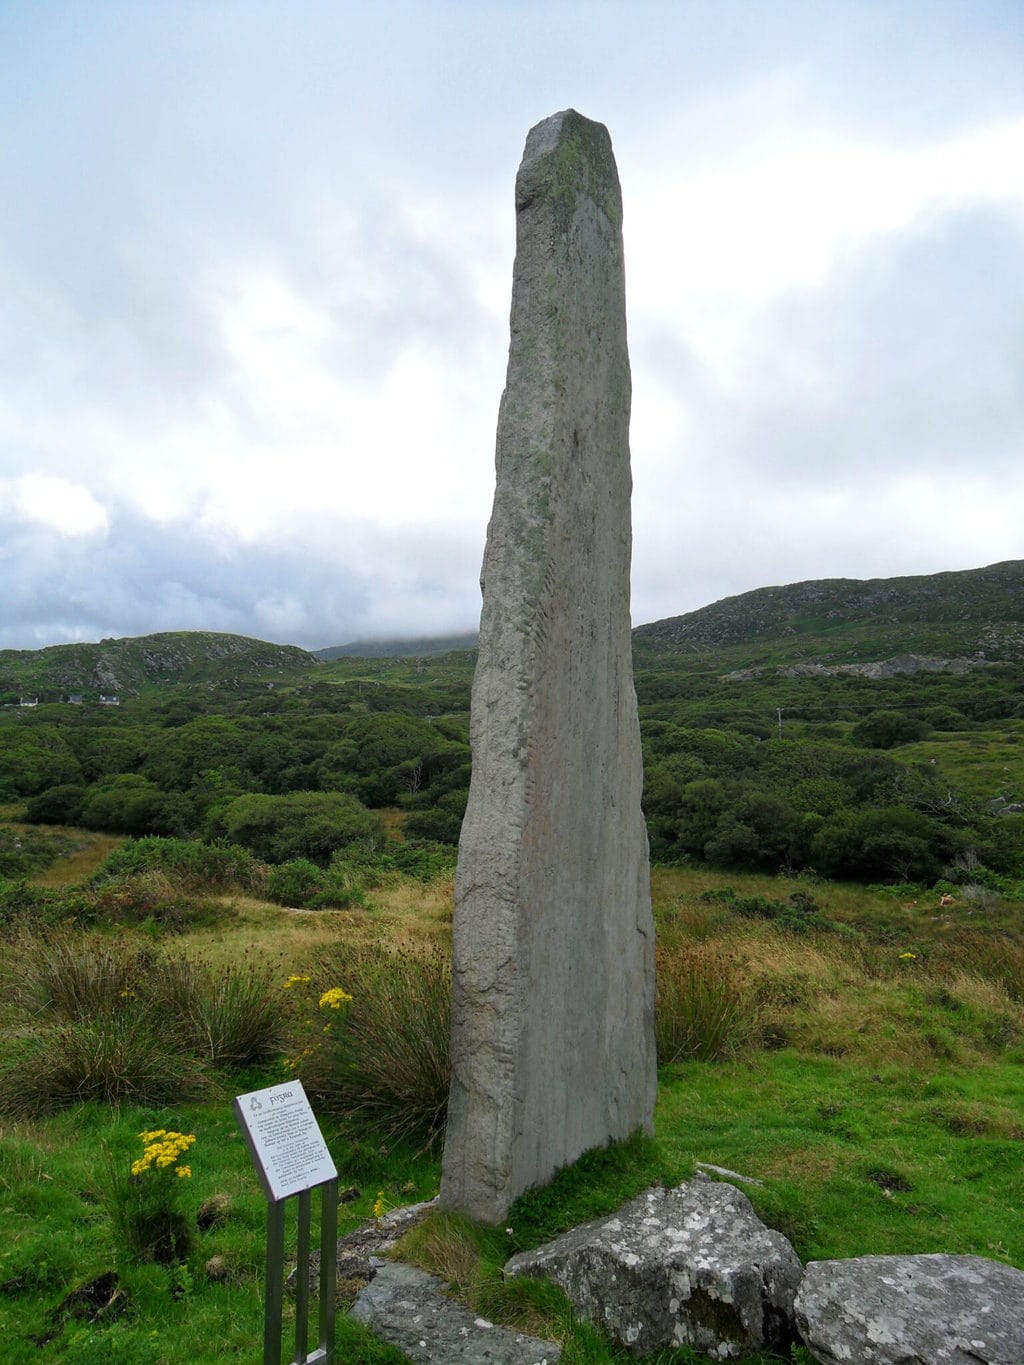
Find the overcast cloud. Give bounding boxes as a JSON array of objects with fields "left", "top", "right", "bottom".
[{"left": 1, "top": 1, "right": 1022, "bottom": 650}]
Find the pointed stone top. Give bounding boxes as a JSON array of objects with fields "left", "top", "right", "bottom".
[{"left": 515, "top": 109, "right": 621, "bottom": 225}]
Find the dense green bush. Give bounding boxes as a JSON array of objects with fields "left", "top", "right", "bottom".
[
  {"left": 221, "top": 790, "right": 382, "bottom": 864},
  {"left": 81, "top": 774, "right": 192, "bottom": 836},
  {"left": 851, "top": 710, "right": 932, "bottom": 748},
  {"left": 98, "top": 835, "right": 265, "bottom": 893},
  {"left": 265, "top": 857, "right": 366, "bottom": 909},
  {"left": 810, "top": 806, "right": 951, "bottom": 883},
  {"left": 24, "top": 783, "right": 88, "bottom": 825}
]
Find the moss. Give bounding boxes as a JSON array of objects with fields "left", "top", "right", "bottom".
[{"left": 536, "top": 112, "right": 622, "bottom": 231}]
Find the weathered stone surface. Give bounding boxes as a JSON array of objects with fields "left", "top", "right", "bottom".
[
  {"left": 350, "top": 1262, "right": 561, "bottom": 1364},
  {"left": 504, "top": 1181, "right": 802, "bottom": 1359},
  {"left": 795, "top": 1254, "right": 1024, "bottom": 1365},
  {"left": 439, "top": 107, "right": 656, "bottom": 1225},
  {"left": 287, "top": 1198, "right": 436, "bottom": 1296}
]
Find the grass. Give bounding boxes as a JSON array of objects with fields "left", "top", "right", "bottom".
[
  {"left": 1, "top": 849, "right": 1023, "bottom": 1361},
  {"left": 33, "top": 832, "right": 125, "bottom": 887}
]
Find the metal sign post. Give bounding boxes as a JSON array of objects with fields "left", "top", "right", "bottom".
[{"left": 234, "top": 1080, "right": 340, "bottom": 1365}]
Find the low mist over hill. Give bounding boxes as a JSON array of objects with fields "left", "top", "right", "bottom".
[{"left": 315, "top": 633, "right": 479, "bottom": 660}]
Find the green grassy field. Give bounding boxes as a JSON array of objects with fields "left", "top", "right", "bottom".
[{"left": 1, "top": 839, "right": 1022, "bottom": 1362}]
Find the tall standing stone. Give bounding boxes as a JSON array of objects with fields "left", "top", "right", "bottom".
[{"left": 439, "top": 110, "right": 656, "bottom": 1224}]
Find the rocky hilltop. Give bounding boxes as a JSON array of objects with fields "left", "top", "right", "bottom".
[
  {"left": 633, "top": 560, "right": 1024, "bottom": 662},
  {"left": 0, "top": 631, "right": 317, "bottom": 699}
]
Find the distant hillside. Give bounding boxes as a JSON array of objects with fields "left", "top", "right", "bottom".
[
  {"left": 316, "top": 632, "right": 479, "bottom": 660},
  {"left": 633, "top": 560, "right": 1024, "bottom": 663},
  {"left": 0, "top": 632, "right": 317, "bottom": 700}
]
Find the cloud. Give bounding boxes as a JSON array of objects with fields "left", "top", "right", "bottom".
[
  {"left": 5, "top": 475, "right": 109, "bottom": 536},
  {"left": 0, "top": 2, "right": 1022, "bottom": 649},
  {"left": 629, "top": 201, "right": 1024, "bottom": 621},
  {"left": 0, "top": 503, "right": 483, "bottom": 651}
]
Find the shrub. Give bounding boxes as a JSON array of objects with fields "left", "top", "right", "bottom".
[
  {"left": 98, "top": 836, "right": 266, "bottom": 894},
  {"left": 655, "top": 944, "right": 756, "bottom": 1064},
  {"left": 851, "top": 710, "right": 931, "bottom": 748},
  {"left": 0, "top": 879, "right": 97, "bottom": 933},
  {"left": 87, "top": 870, "right": 227, "bottom": 932},
  {"left": 222, "top": 791, "right": 382, "bottom": 865},
  {"left": 267, "top": 858, "right": 325, "bottom": 906},
  {"left": 266, "top": 858, "right": 367, "bottom": 910},
  {"left": 300, "top": 942, "right": 450, "bottom": 1148},
  {"left": 810, "top": 806, "right": 949, "bottom": 883},
  {"left": 24, "top": 783, "right": 88, "bottom": 825},
  {"left": 731, "top": 890, "right": 837, "bottom": 935}
]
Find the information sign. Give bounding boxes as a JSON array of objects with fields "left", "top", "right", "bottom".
[{"left": 234, "top": 1080, "right": 338, "bottom": 1203}]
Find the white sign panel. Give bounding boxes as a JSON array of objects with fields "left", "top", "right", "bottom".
[{"left": 234, "top": 1080, "right": 338, "bottom": 1202}]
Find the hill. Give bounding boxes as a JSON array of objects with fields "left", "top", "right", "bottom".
[
  {"left": 0, "top": 631, "right": 317, "bottom": 701},
  {"left": 633, "top": 559, "right": 1024, "bottom": 664}
]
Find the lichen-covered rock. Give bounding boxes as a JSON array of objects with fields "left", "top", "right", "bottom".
[
  {"left": 439, "top": 105, "right": 655, "bottom": 1227},
  {"left": 350, "top": 1262, "right": 561, "bottom": 1364},
  {"left": 795, "top": 1254, "right": 1024, "bottom": 1365},
  {"left": 504, "top": 1181, "right": 802, "bottom": 1359}
]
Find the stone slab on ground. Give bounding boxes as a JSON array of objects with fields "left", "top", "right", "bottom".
[
  {"left": 504, "top": 1180, "right": 802, "bottom": 1360},
  {"left": 287, "top": 1198, "right": 436, "bottom": 1297},
  {"left": 795, "top": 1254, "right": 1024, "bottom": 1365},
  {"left": 351, "top": 1262, "right": 561, "bottom": 1364}
]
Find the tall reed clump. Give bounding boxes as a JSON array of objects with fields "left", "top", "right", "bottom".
[
  {"left": 3, "top": 1016, "right": 205, "bottom": 1115},
  {"left": 0, "top": 927, "right": 287, "bottom": 1116},
  {"left": 150, "top": 951, "right": 287, "bottom": 1068},
  {"left": 299, "top": 941, "right": 451, "bottom": 1149},
  {"left": 655, "top": 942, "right": 757, "bottom": 1064}
]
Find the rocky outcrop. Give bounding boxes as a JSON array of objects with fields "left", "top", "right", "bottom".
[
  {"left": 439, "top": 109, "right": 655, "bottom": 1225},
  {"left": 351, "top": 1263, "right": 561, "bottom": 1364},
  {"left": 794, "top": 1254, "right": 1024, "bottom": 1365},
  {"left": 504, "top": 1181, "right": 801, "bottom": 1360},
  {"left": 783, "top": 654, "right": 983, "bottom": 680},
  {"left": 723, "top": 654, "right": 987, "bottom": 682}
]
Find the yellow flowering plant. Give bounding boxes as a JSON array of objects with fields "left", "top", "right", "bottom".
[
  {"left": 280, "top": 974, "right": 354, "bottom": 1071},
  {"left": 104, "top": 1129, "right": 197, "bottom": 1264}
]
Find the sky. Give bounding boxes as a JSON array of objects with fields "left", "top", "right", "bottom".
[{"left": 1, "top": 1, "right": 1022, "bottom": 652}]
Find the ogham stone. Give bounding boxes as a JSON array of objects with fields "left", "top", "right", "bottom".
[{"left": 439, "top": 110, "right": 656, "bottom": 1224}]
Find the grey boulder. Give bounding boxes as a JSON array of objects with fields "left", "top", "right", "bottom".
[
  {"left": 504, "top": 1180, "right": 802, "bottom": 1359},
  {"left": 795, "top": 1254, "right": 1024, "bottom": 1365}
]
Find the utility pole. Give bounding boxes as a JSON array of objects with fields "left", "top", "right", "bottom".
[{"left": 776, "top": 707, "right": 784, "bottom": 740}]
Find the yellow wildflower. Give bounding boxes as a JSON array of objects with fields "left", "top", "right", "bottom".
[
  {"left": 899, "top": 952, "right": 917, "bottom": 960},
  {"left": 131, "top": 1131, "right": 195, "bottom": 1179},
  {"left": 176, "top": 1166, "right": 192, "bottom": 1179},
  {"left": 373, "top": 1190, "right": 386, "bottom": 1221},
  {"left": 319, "top": 987, "right": 353, "bottom": 1010},
  {"left": 282, "top": 974, "right": 311, "bottom": 990}
]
